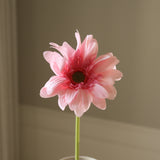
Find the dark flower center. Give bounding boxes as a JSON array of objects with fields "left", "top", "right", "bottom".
[{"left": 72, "top": 71, "right": 85, "bottom": 83}]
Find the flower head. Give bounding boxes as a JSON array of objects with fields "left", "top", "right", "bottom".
[{"left": 40, "top": 31, "right": 122, "bottom": 117}]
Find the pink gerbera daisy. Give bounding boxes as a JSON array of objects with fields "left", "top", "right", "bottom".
[{"left": 40, "top": 31, "right": 122, "bottom": 117}]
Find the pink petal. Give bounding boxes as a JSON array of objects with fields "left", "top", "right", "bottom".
[
  {"left": 43, "top": 51, "right": 64, "bottom": 75},
  {"left": 67, "top": 90, "right": 79, "bottom": 111},
  {"left": 81, "top": 89, "right": 92, "bottom": 111},
  {"left": 90, "top": 83, "right": 108, "bottom": 99},
  {"left": 65, "top": 89, "right": 78, "bottom": 104},
  {"left": 81, "top": 35, "right": 98, "bottom": 61},
  {"left": 99, "top": 76, "right": 115, "bottom": 86},
  {"left": 92, "top": 54, "right": 119, "bottom": 74},
  {"left": 40, "top": 87, "right": 52, "bottom": 98},
  {"left": 58, "top": 93, "right": 67, "bottom": 111},
  {"left": 68, "top": 90, "right": 82, "bottom": 112},
  {"left": 71, "top": 49, "right": 84, "bottom": 68},
  {"left": 40, "top": 76, "right": 66, "bottom": 98},
  {"left": 69, "top": 89, "right": 92, "bottom": 117},
  {"left": 74, "top": 107, "right": 85, "bottom": 117},
  {"left": 75, "top": 30, "right": 81, "bottom": 50},
  {"left": 94, "top": 52, "right": 113, "bottom": 65},
  {"left": 92, "top": 98, "right": 106, "bottom": 110},
  {"left": 50, "top": 42, "right": 75, "bottom": 59},
  {"left": 101, "top": 84, "right": 117, "bottom": 100},
  {"left": 102, "top": 69, "right": 123, "bottom": 81}
]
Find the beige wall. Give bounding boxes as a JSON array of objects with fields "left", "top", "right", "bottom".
[{"left": 18, "top": 0, "right": 160, "bottom": 129}]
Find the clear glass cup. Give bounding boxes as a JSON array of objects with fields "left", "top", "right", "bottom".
[{"left": 59, "top": 156, "right": 97, "bottom": 160}]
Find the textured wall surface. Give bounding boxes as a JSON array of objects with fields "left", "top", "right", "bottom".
[{"left": 18, "top": 0, "right": 160, "bottom": 128}]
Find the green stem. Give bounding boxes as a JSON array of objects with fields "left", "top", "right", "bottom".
[{"left": 75, "top": 116, "right": 80, "bottom": 160}]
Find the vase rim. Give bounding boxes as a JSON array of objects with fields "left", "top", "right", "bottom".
[{"left": 59, "top": 155, "right": 97, "bottom": 160}]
